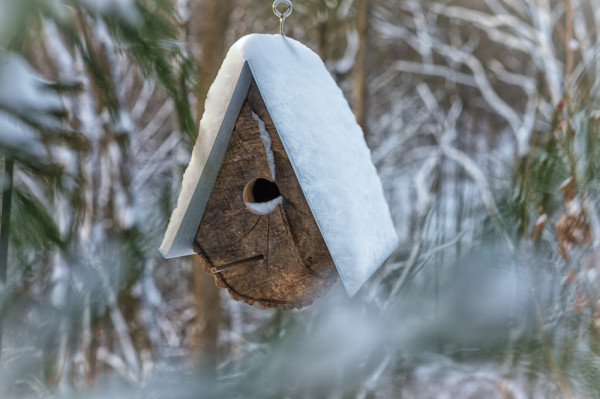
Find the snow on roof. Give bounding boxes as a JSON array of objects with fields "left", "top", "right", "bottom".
[{"left": 160, "top": 34, "right": 398, "bottom": 296}]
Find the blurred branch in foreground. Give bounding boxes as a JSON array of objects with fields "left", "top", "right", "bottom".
[{"left": 0, "top": 0, "right": 599, "bottom": 398}]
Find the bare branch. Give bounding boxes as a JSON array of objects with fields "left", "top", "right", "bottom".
[{"left": 392, "top": 61, "right": 477, "bottom": 88}]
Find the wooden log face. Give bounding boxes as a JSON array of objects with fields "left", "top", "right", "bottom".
[{"left": 193, "top": 81, "right": 338, "bottom": 309}]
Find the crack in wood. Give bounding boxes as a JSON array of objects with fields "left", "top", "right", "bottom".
[{"left": 211, "top": 254, "right": 265, "bottom": 274}]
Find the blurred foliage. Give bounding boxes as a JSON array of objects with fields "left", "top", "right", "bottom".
[
  {"left": 0, "top": 0, "right": 600, "bottom": 398},
  {"left": 0, "top": 0, "right": 197, "bottom": 261},
  {"left": 0, "top": 0, "right": 197, "bottom": 392}
]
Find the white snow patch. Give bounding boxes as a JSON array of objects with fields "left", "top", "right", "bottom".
[
  {"left": 0, "top": 111, "right": 45, "bottom": 156},
  {"left": 251, "top": 110, "right": 276, "bottom": 180},
  {"left": 116, "top": 109, "right": 135, "bottom": 133},
  {"left": 50, "top": 253, "right": 70, "bottom": 307},
  {"left": 162, "top": 34, "right": 398, "bottom": 296},
  {"left": 559, "top": 176, "right": 574, "bottom": 191},
  {"left": 334, "top": 29, "right": 359, "bottom": 75},
  {"left": 566, "top": 198, "right": 582, "bottom": 215},
  {"left": 0, "top": 53, "right": 62, "bottom": 114},
  {"left": 534, "top": 214, "right": 548, "bottom": 226},
  {"left": 569, "top": 39, "right": 579, "bottom": 51},
  {"left": 245, "top": 196, "right": 283, "bottom": 215}
]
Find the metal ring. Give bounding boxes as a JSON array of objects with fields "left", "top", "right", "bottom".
[{"left": 272, "top": 0, "right": 293, "bottom": 19}]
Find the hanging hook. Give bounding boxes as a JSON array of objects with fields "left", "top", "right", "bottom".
[{"left": 272, "top": 0, "right": 293, "bottom": 36}]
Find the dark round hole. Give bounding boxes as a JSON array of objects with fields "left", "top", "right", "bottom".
[
  {"left": 243, "top": 178, "right": 281, "bottom": 205},
  {"left": 243, "top": 178, "right": 282, "bottom": 215},
  {"left": 250, "top": 178, "right": 280, "bottom": 203}
]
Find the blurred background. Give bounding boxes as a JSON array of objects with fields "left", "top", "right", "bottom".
[{"left": 0, "top": 0, "right": 599, "bottom": 397}]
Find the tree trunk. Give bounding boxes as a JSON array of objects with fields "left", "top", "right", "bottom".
[
  {"left": 190, "top": 0, "right": 235, "bottom": 121},
  {"left": 352, "top": 0, "right": 369, "bottom": 131},
  {"left": 186, "top": 0, "right": 234, "bottom": 367}
]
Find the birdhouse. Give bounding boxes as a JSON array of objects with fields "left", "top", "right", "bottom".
[{"left": 160, "top": 34, "right": 398, "bottom": 309}]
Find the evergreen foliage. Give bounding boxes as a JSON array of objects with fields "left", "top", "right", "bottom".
[{"left": 0, "top": 0, "right": 600, "bottom": 397}]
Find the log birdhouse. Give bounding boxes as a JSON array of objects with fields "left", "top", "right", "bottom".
[{"left": 160, "top": 34, "right": 398, "bottom": 309}]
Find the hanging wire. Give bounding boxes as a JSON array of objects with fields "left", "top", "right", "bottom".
[{"left": 272, "top": 0, "right": 293, "bottom": 36}]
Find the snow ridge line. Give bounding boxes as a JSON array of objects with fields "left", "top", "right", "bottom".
[{"left": 251, "top": 110, "right": 276, "bottom": 180}]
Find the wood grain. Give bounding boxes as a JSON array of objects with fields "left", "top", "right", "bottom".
[{"left": 193, "top": 80, "right": 338, "bottom": 309}]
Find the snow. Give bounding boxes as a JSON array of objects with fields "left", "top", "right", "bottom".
[
  {"left": 161, "top": 34, "right": 398, "bottom": 296},
  {"left": 0, "top": 53, "right": 62, "bottom": 114},
  {"left": 334, "top": 30, "right": 359, "bottom": 75},
  {"left": 0, "top": 111, "right": 45, "bottom": 156},
  {"left": 534, "top": 214, "right": 548, "bottom": 226},
  {"left": 569, "top": 39, "right": 579, "bottom": 51},
  {"left": 245, "top": 196, "right": 283, "bottom": 215},
  {"left": 566, "top": 199, "right": 582, "bottom": 215},
  {"left": 251, "top": 110, "right": 276, "bottom": 179},
  {"left": 0, "top": 51, "right": 62, "bottom": 155},
  {"left": 559, "top": 176, "right": 574, "bottom": 191}
]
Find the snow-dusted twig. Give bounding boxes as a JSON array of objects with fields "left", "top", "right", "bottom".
[
  {"left": 392, "top": 61, "right": 477, "bottom": 88},
  {"left": 355, "top": 354, "right": 391, "bottom": 399},
  {"left": 440, "top": 144, "right": 514, "bottom": 253},
  {"left": 382, "top": 151, "right": 441, "bottom": 308}
]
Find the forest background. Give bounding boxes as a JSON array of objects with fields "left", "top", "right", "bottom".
[{"left": 1, "top": 0, "right": 600, "bottom": 397}]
